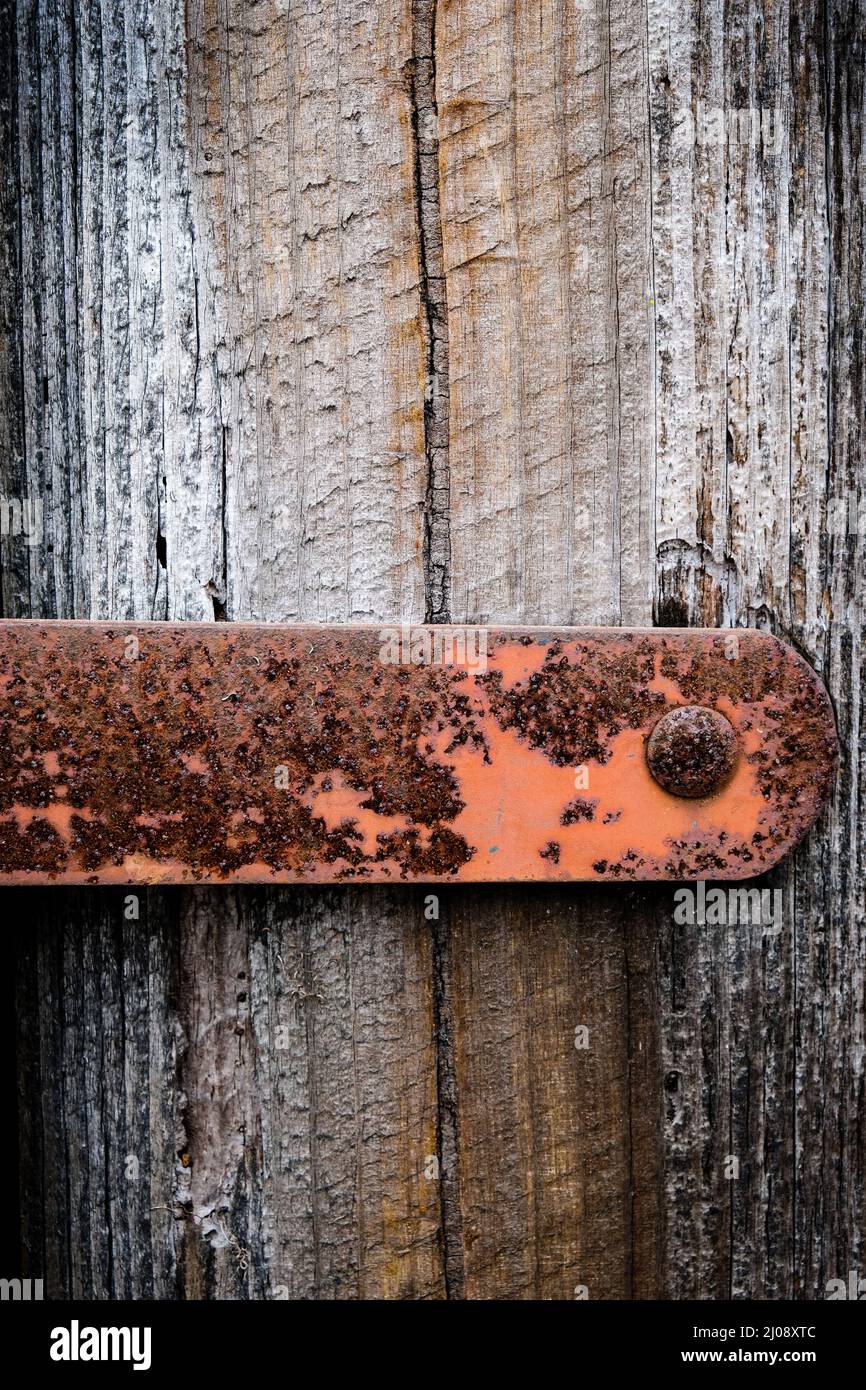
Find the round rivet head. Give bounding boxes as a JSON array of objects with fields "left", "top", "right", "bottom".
[{"left": 646, "top": 705, "right": 738, "bottom": 799}]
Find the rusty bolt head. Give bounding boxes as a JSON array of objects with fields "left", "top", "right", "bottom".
[{"left": 646, "top": 705, "right": 738, "bottom": 799}]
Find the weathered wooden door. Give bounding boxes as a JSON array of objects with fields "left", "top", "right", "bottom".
[{"left": 2, "top": 0, "right": 863, "bottom": 1299}]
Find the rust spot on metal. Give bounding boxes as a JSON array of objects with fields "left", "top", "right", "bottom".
[
  {"left": 0, "top": 623, "right": 839, "bottom": 884},
  {"left": 646, "top": 705, "right": 738, "bottom": 798}
]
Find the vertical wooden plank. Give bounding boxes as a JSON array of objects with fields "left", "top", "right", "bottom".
[
  {"left": 12, "top": 889, "right": 182, "bottom": 1299},
  {"left": 442, "top": 889, "right": 662, "bottom": 1298},
  {"left": 436, "top": 0, "right": 663, "bottom": 1298},
  {"left": 186, "top": 0, "right": 428, "bottom": 624},
  {"left": 168, "top": 0, "right": 442, "bottom": 1300},
  {"left": 172, "top": 885, "right": 442, "bottom": 1300},
  {"left": 794, "top": 0, "right": 865, "bottom": 1298},
  {"left": 648, "top": 0, "right": 866, "bottom": 1297},
  {"left": 440, "top": 0, "right": 656, "bottom": 627},
  {"left": 6, "top": 0, "right": 445, "bottom": 1298},
  {"left": 5, "top": 0, "right": 196, "bottom": 1298},
  {"left": 0, "top": 0, "right": 28, "bottom": 621}
]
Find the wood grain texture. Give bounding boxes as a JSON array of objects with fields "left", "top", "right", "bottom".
[
  {"left": 648, "top": 0, "right": 865, "bottom": 1298},
  {"left": 435, "top": 0, "right": 663, "bottom": 1298},
  {"left": 440, "top": 0, "right": 656, "bottom": 629},
  {"left": 5, "top": 0, "right": 443, "bottom": 1300},
  {"left": 2, "top": 0, "right": 864, "bottom": 1300}
]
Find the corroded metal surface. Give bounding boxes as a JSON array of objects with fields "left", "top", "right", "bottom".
[
  {"left": 0, "top": 622, "right": 838, "bottom": 884},
  {"left": 646, "top": 705, "right": 739, "bottom": 799}
]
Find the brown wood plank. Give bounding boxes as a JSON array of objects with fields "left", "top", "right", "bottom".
[{"left": 435, "top": 0, "right": 664, "bottom": 1298}]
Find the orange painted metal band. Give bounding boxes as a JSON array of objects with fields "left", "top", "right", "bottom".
[{"left": 0, "top": 622, "right": 837, "bottom": 885}]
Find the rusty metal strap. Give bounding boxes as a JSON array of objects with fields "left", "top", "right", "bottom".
[{"left": 0, "top": 622, "right": 837, "bottom": 885}]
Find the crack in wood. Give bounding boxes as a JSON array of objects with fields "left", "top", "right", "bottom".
[
  {"left": 407, "top": 0, "right": 451, "bottom": 626},
  {"left": 408, "top": 0, "right": 464, "bottom": 1298}
]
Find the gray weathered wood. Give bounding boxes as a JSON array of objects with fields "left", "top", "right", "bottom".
[
  {"left": 2, "top": 0, "right": 863, "bottom": 1299},
  {"left": 649, "top": 0, "right": 865, "bottom": 1297}
]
